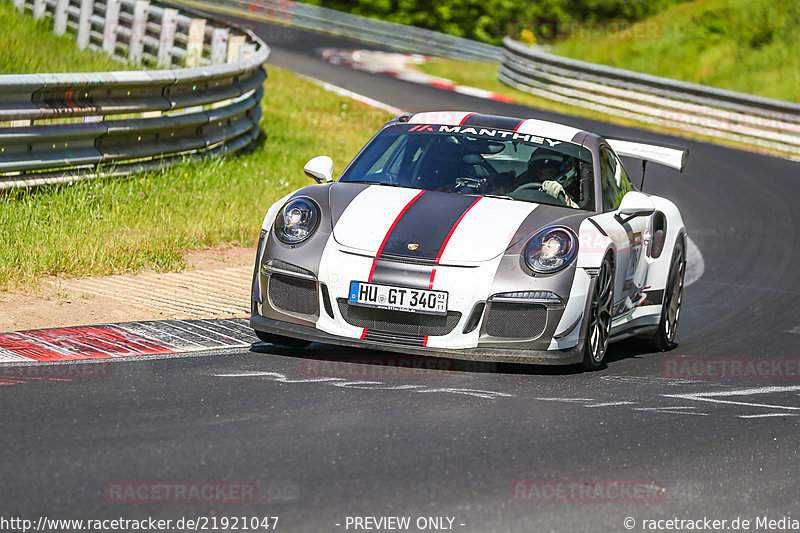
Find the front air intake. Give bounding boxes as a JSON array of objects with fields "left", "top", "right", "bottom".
[
  {"left": 484, "top": 302, "right": 547, "bottom": 339},
  {"left": 337, "top": 299, "right": 460, "bottom": 337},
  {"left": 268, "top": 274, "right": 319, "bottom": 315}
]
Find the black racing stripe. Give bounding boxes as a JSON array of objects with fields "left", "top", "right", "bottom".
[
  {"left": 461, "top": 114, "right": 524, "bottom": 131},
  {"left": 380, "top": 191, "right": 477, "bottom": 260},
  {"left": 330, "top": 182, "right": 372, "bottom": 228}
]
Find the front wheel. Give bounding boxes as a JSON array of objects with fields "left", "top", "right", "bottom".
[
  {"left": 254, "top": 330, "right": 311, "bottom": 348},
  {"left": 649, "top": 236, "right": 685, "bottom": 351},
  {"left": 582, "top": 255, "right": 614, "bottom": 371}
]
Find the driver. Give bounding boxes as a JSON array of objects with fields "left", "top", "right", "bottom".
[{"left": 524, "top": 149, "right": 580, "bottom": 208}]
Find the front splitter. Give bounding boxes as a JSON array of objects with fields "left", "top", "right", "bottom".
[{"left": 250, "top": 314, "right": 585, "bottom": 365}]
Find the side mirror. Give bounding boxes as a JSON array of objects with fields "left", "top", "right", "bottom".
[
  {"left": 304, "top": 156, "right": 333, "bottom": 183},
  {"left": 617, "top": 191, "right": 655, "bottom": 222}
]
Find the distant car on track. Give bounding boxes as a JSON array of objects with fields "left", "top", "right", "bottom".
[{"left": 250, "top": 112, "right": 689, "bottom": 369}]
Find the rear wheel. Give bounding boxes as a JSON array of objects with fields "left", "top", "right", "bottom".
[
  {"left": 254, "top": 330, "right": 311, "bottom": 348},
  {"left": 582, "top": 255, "right": 614, "bottom": 371},
  {"left": 649, "top": 236, "right": 686, "bottom": 351}
]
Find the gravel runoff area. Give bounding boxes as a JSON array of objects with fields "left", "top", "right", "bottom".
[{"left": 0, "top": 247, "right": 256, "bottom": 332}]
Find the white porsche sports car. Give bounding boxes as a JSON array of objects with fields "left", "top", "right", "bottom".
[{"left": 250, "top": 112, "right": 688, "bottom": 370}]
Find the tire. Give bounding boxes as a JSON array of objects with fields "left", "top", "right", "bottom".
[
  {"left": 582, "top": 254, "right": 614, "bottom": 371},
  {"left": 254, "top": 330, "right": 311, "bottom": 348},
  {"left": 649, "top": 236, "right": 686, "bottom": 352}
]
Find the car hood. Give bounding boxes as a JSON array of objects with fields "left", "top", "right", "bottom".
[{"left": 329, "top": 183, "right": 586, "bottom": 263}]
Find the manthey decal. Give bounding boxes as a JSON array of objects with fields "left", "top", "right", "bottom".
[{"left": 409, "top": 124, "right": 564, "bottom": 148}]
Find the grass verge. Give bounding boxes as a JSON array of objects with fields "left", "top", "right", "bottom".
[
  {"left": 0, "top": 4, "right": 391, "bottom": 290},
  {"left": 0, "top": 66, "right": 391, "bottom": 289},
  {"left": 0, "top": 2, "right": 134, "bottom": 74},
  {"left": 551, "top": 0, "right": 800, "bottom": 103}
]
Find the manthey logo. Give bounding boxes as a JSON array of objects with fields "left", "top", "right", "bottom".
[{"left": 408, "top": 124, "right": 563, "bottom": 147}]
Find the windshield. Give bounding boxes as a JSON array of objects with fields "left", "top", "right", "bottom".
[{"left": 340, "top": 123, "right": 595, "bottom": 211}]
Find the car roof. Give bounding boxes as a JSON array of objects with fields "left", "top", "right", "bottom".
[{"left": 401, "top": 111, "right": 590, "bottom": 145}]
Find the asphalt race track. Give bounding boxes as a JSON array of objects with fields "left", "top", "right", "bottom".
[{"left": 3, "top": 18, "right": 800, "bottom": 533}]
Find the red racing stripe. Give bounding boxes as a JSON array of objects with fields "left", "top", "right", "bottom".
[
  {"left": 434, "top": 196, "right": 482, "bottom": 264},
  {"left": 368, "top": 190, "right": 426, "bottom": 282},
  {"left": 428, "top": 196, "right": 482, "bottom": 289},
  {"left": 459, "top": 113, "right": 476, "bottom": 126},
  {"left": 367, "top": 259, "right": 378, "bottom": 282}
]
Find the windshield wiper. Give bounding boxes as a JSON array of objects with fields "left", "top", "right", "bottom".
[
  {"left": 481, "top": 194, "right": 515, "bottom": 201},
  {"left": 345, "top": 182, "right": 516, "bottom": 200},
  {"left": 345, "top": 180, "right": 414, "bottom": 188}
]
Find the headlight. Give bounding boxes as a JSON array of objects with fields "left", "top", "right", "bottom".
[
  {"left": 524, "top": 227, "right": 578, "bottom": 274},
  {"left": 274, "top": 197, "right": 320, "bottom": 244}
]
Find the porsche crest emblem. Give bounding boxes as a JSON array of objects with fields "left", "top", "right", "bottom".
[{"left": 407, "top": 243, "right": 420, "bottom": 251}]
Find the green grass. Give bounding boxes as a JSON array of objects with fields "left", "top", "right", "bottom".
[
  {"left": 0, "top": 67, "right": 391, "bottom": 289},
  {"left": 552, "top": 0, "right": 800, "bottom": 103},
  {"left": 418, "top": 0, "right": 800, "bottom": 105},
  {"left": 0, "top": 2, "right": 134, "bottom": 73},
  {"left": 0, "top": 4, "right": 392, "bottom": 289}
]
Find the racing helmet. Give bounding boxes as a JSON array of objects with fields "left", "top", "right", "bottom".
[{"left": 528, "top": 148, "right": 575, "bottom": 184}]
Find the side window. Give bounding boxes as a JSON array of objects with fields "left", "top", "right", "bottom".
[
  {"left": 615, "top": 153, "right": 633, "bottom": 201},
  {"left": 600, "top": 147, "right": 621, "bottom": 212},
  {"left": 367, "top": 136, "right": 407, "bottom": 179}
]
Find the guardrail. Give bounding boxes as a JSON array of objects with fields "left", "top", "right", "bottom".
[
  {"left": 177, "top": 0, "right": 502, "bottom": 63},
  {"left": 0, "top": 0, "right": 270, "bottom": 189},
  {"left": 500, "top": 37, "right": 800, "bottom": 157}
]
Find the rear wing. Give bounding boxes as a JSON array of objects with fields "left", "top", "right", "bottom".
[{"left": 607, "top": 139, "right": 689, "bottom": 172}]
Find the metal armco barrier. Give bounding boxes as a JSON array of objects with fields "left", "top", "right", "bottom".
[
  {"left": 177, "top": 0, "right": 502, "bottom": 63},
  {"left": 0, "top": 0, "right": 270, "bottom": 189},
  {"left": 500, "top": 37, "right": 800, "bottom": 157},
  {"left": 178, "top": 0, "right": 800, "bottom": 158}
]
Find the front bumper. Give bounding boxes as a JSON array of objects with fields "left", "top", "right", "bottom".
[
  {"left": 250, "top": 313, "right": 585, "bottom": 365},
  {"left": 251, "top": 230, "right": 595, "bottom": 365}
]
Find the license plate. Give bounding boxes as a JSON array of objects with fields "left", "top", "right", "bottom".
[{"left": 348, "top": 281, "right": 448, "bottom": 316}]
